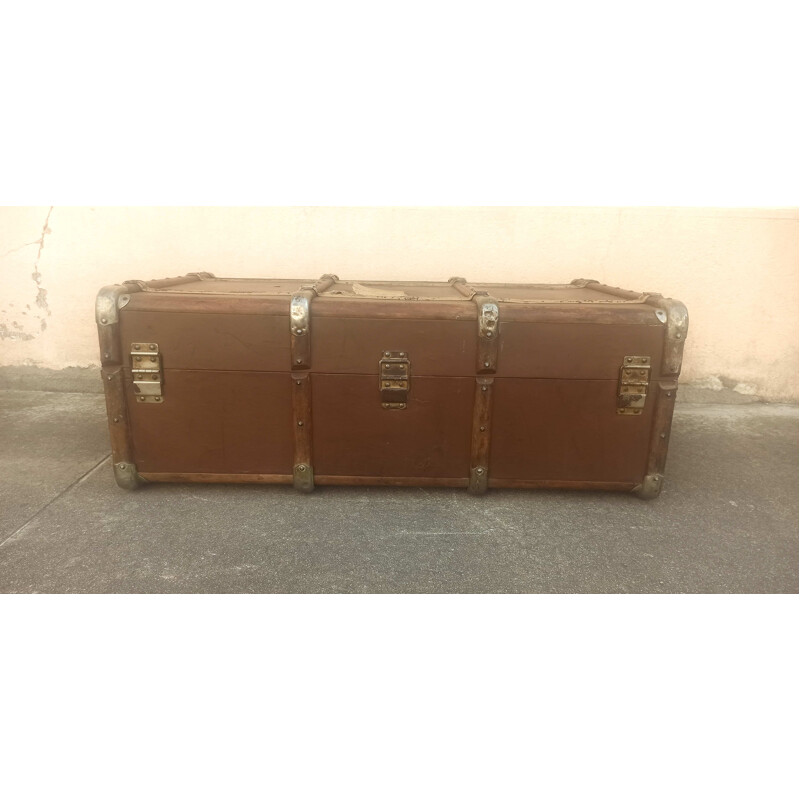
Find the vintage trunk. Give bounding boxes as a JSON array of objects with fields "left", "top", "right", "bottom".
[{"left": 95, "top": 274, "right": 688, "bottom": 499}]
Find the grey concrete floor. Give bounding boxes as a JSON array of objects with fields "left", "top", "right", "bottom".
[{"left": 0, "top": 389, "right": 797, "bottom": 593}]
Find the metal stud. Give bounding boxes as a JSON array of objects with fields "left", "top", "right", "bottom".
[
  {"left": 480, "top": 426, "right": 486, "bottom": 431},
  {"left": 484, "top": 361, "right": 490, "bottom": 368},
  {"left": 297, "top": 421, "right": 304, "bottom": 426},
  {"left": 133, "top": 344, "right": 141, "bottom": 350},
  {"left": 476, "top": 467, "right": 484, "bottom": 474}
]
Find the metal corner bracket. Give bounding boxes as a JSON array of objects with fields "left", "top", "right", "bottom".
[
  {"left": 468, "top": 466, "right": 489, "bottom": 495},
  {"left": 646, "top": 295, "right": 689, "bottom": 376},
  {"left": 114, "top": 462, "right": 145, "bottom": 490},
  {"left": 96, "top": 283, "right": 140, "bottom": 326},
  {"left": 293, "top": 463, "right": 314, "bottom": 493},
  {"left": 633, "top": 474, "right": 664, "bottom": 500}
]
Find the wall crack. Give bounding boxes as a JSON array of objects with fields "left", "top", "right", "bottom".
[{"left": 0, "top": 206, "right": 54, "bottom": 340}]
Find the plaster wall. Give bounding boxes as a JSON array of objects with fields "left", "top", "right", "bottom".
[{"left": 1, "top": 206, "right": 796, "bottom": 400}]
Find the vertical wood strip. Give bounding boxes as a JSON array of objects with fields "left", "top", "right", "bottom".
[
  {"left": 288, "top": 275, "right": 336, "bottom": 490},
  {"left": 291, "top": 371, "right": 314, "bottom": 492},
  {"left": 647, "top": 380, "right": 678, "bottom": 476},
  {"left": 469, "top": 376, "right": 494, "bottom": 494}
]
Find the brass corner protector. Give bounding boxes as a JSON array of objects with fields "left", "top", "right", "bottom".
[
  {"left": 468, "top": 466, "right": 489, "bottom": 495},
  {"left": 633, "top": 474, "right": 664, "bottom": 500},
  {"left": 96, "top": 283, "right": 140, "bottom": 326},
  {"left": 293, "top": 463, "right": 314, "bottom": 493},
  {"left": 114, "top": 462, "right": 145, "bottom": 490},
  {"left": 646, "top": 296, "right": 689, "bottom": 375}
]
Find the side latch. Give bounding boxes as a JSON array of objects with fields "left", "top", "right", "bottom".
[
  {"left": 380, "top": 351, "right": 410, "bottom": 409},
  {"left": 131, "top": 343, "right": 163, "bottom": 404},
  {"left": 617, "top": 355, "right": 650, "bottom": 415}
]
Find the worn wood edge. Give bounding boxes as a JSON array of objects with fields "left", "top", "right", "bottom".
[
  {"left": 315, "top": 476, "right": 469, "bottom": 487},
  {"left": 633, "top": 379, "right": 680, "bottom": 499},
  {"left": 488, "top": 478, "right": 637, "bottom": 491},
  {"left": 468, "top": 376, "right": 494, "bottom": 494},
  {"left": 137, "top": 473, "right": 294, "bottom": 484}
]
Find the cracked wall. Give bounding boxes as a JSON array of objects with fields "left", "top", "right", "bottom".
[{"left": 0, "top": 207, "right": 797, "bottom": 401}]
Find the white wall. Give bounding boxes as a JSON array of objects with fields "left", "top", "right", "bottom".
[{"left": 1, "top": 206, "right": 797, "bottom": 400}]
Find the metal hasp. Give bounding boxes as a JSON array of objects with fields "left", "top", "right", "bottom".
[
  {"left": 617, "top": 355, "right": 651, "bottom": 415},
  {"left": 380, "top": 351, "right": 410, "bottom": 409},
  {"left": 131, "top": 343, "right": 163, "bottom": 404}
]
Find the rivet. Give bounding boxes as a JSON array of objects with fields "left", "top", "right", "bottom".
[
  {"left": 137, "top": 397, "right": 144, "bottom": 402},
  {"left": 476, "top": 468, "right": 484, "bottom": 474},
  {"left": 666, "top": 392, "right": 672, "bottom": 397},
  {"left": 113, "top": 416, "right": 120, "bottom": 423},
  {"left": 296, "top": 359, "right": 302, "bottom": 364},
  {"left": 481, "top": 386, "right": 487, "bottom": 392},
  {"left": 135, "top": 356, "right": 142, "bottom": 362},
  {"left": 104, "top": 352, "right": 110, "bottom": 359},
  {"left": 297, "top": 421, "right": 304, "bottom": 426},
  {"left": 400, "top": 352, "right": 405, "bottom": 357},
  {"left": 654, "top": 476, "right": 659, "bottom": 481},
  {"left": 155, "top": 397, "right": 161, "bottom": 402},
  {"left": 626, "top": 357, "right": 632, "bottom": 363},
  {"left": 107, "top": 375, "right": 112, "bottom": 381},
  {"left": 150, "top": 356, "right": 156, "bottom": 362},
  {"left": 134, "top": 344, "right": 141, "bottom": 350},
  {"left": 296, "top": 380, "right": 302, "bottom": 385},
  {"left": 480, "top": 426, "right": 486, "bottom": 431},
  {"left": 149, "top": 344, "right": 156, "bottom": 351},
  {"left": 486, "top": 331, "right": 493, "bottom": 338},
  {"left": 118, "top": 464, "right": 126, "bottom": 470},
  {"left": 660, "top": 433, "right": 666, "bottom": 438},
  {"left": 676, "top": 333, "right": 682, "bottom": 339},
  {"left": 297, "top": 465, "right": 306, "bottom": 472},
  {"left": 484, "top": 361, "right": 490, "bottom": 368}
]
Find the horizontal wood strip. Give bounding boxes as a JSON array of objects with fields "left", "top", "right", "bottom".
[
  {"left": 138, "top": 472, "right": 293, "bottom": 484},
  {"left": 488, "top": 478, "right": 636, "bottom": 491},
  {"left": 315, "top": 476, "right": 469, "bottom": 488}
]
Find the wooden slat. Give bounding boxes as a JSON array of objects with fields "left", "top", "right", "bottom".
[
  {"left": 488, "top": 478, "right": 636, "bottom": 491},
  {"left": 291, "top": 372, "right": 314, "bottom": 492},
  {"left": 469, "top": 376, "right": 494, "bottom": 494},
  {"left": 316, "top": 475, "right": 468, "bottom": 487},
  {"left": 138, "top": 472, "right": 293, "bottom": 484}
]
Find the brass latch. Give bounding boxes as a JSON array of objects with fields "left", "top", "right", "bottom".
[
  {"left": 131, "top": 343, "right": 163, "bottom": 403},
  {"left": 617, "top": 355, "right": 650, "bottom": 415},
  {"left": 380, "top": 351, "right": 410, "bottom": 409}
]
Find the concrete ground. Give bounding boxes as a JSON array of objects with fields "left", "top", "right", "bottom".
[{"left": 0, "top": 389, "right": 796, "bottom": 593}]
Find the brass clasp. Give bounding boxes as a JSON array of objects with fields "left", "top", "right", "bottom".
[{"left": 379, "top": 351, "right": 410, "bottom": 409}]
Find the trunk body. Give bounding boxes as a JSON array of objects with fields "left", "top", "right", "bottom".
[{"left": 96, "top": 274, "right": 688, "bottom": 498}]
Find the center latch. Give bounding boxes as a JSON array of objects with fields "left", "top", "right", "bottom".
[{"left": 380, "top": 351, "right": 410, "bottom": 409}]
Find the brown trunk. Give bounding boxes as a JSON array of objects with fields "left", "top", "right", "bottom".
[{"left": 97, "top": 274, "right": 688, "bottom": 498}]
